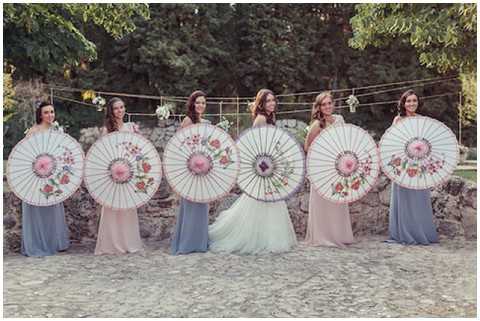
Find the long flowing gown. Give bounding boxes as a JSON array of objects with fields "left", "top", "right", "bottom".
[
  {"left": 208, "top": 119, "right": 297, "bottom": 255},
  {"left": 209, "top": 194, "right": 297, "bottom": 254},
  {"left": 94, "top": 122, "right": 143, "bottom": 255},
  {"left": 170, "top": 119, "right": 211, "bottom": 255},
  {"left": 21, "top": 126, "right": 70, "bottom": 257},
  {"left": 304, "top": 115, "right": 354, "bottom": 248}
]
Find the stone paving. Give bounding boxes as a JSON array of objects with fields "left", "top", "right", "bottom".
[{"left": 3, "top": 236, "right": 476, "bottom": 318}]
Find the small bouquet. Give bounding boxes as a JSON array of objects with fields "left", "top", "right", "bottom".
[
  {"left": 217, "top": 116, "right": 232, "bottom": 131},
  {"left": 156, "top": 103, "right": 174, "bottom": 120},
  {"left": 92, "top": 96, "right": 106, "bottom": 111},
  {"left": 346, "top": 94, "right": 359, "bottom": 113}
]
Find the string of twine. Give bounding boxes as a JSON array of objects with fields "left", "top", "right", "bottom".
[{"left": 52, "top": 92, "right": 459, "bottom": 118}]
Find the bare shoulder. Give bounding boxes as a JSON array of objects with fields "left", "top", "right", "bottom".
[
  {"left": 253, "top": 114, "right": 267, "bottom": 127},
  {"left": 100, "top": 126, "right": 108, "bottom": 136},
  {"left": 392, "top": 115, "right": 402, "bottom": 125},
  {"left": 25, "top": 125, "right": 39, "bottom": 137},
  {"left": 309, "top": 119, "right": 320, "bottom": 130},
  {"left": 181, "top": 116, "right": 193, "bottom": 129}
]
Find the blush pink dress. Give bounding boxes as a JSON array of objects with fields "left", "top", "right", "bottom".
[
  {"left": 305, "top": 115, "right": 354, "bottom": 248},
  {"left": 94, "top": 122, "right": 143, "bottom": 255}
]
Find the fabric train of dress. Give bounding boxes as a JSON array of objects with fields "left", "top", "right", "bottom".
[{"left": 208, "top": 194, "right": 297, "bottom": 254}]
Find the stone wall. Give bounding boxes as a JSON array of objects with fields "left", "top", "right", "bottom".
[
  {"left": 3, "top": 174, "right": 476, "bottom": 254},
  {"left": 79, "top": 119, "right": 180, "bottom": 153}
]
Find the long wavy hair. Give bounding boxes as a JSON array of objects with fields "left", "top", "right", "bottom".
[
  {"left": 311, "top": 91, "right": 333, "bottom": 129},
  {"left": 186, "top": 90, "right": 206, "bottom": 124},
  {"left": 397, "top": 89, "right": 422, "bottom": 116},
  {"left": 104, "top": 97, "right": 124, "bottom": 133},
  {"left": 250, "top": 88, "right": 276, "bottom": 125}
]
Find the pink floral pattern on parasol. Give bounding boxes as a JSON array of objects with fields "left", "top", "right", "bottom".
[{"left": 33, "top": 154, "right": 56, "bottom": 178}]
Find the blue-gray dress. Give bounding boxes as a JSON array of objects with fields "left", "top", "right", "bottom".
[
  {"left": 21, "top": 202, "right": 70, "bottom": 257},
  {"left": 387, "top": 183, "right": 438, "bottom": 245},
  {"left": 170, "top": 118, "right": 211, "bottom": 255},
  {"left": 170, "top": 198, "right": 209, "bottom": 255}
]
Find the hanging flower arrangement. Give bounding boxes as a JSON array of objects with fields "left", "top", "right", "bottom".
[
  {"left": 92, "top": 96, "right": 106, "bottom": 109},
  {"left": 217, "top": 116, "right": 232, "bottom": 132},
  {"left": 346, "top": 94, "right": 359, "bottom": 113},
  {"left": 82, "top": 90, "right": 106, "bottom": 112},
  {"left": 156, "top": 103, "right": 174, "bottom": 120}
]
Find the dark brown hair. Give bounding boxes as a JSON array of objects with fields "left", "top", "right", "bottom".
[
  {"left": 104, "top": 97, "right": 124, "bottom": 133},
  {"left": 250, "top": 88, "right": 276, "bottom": 125},
  {"left": 397, "top": 89, "right": 423, "bottom": 116},
  {"left": 35, "top": 101, "right": 54, "bottom": 124},
  {"left": 311, "top": 91, "right": 333, "bottom": 129},
  {"left": 186, "top": 90, "right": 206, "bottom": 124}
]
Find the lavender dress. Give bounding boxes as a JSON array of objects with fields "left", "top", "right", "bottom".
[{"left": 387, "top": 183, "right": 438, "bottom": 245}]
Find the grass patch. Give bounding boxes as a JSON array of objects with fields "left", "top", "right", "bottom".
[{"left": 453, "top": 169, "right": 477, "bottom": 183}]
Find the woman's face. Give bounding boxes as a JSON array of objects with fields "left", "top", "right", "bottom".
[
  {"left": 265, "top": 93, "right": 276, "bottom": 114},
  {"left": 194, "top": 96, "right": 206, "bottom": 115},
  {"left": 319, "top": 96, "right": 334, "bottom": 116},
  {"left": 112, "top": 101, "right": 126, "bottom": 120},
  {"left": 404, "top": 94, "right": 418, "bottom": 115},
  {"left": 40, "top": 105, "right": 55, "bottom": 125}
]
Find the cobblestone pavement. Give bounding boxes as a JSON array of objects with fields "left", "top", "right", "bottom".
[{"left": 3, "top": 236, "right": 476, "bottom": 318}]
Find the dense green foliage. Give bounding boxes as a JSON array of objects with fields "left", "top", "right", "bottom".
[
  {"left": 4, "top": 3, "right": 150, "bottom": 76},
  {"left": 349, "top": 3, "right": 476, "bottom": 133},
  {"left": 4, "top": 3, "right": 475, "bottom": 158}
]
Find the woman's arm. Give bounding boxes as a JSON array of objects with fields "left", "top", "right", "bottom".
[{"left": 304, "top": 121, "right": 321, "bottom": 152}]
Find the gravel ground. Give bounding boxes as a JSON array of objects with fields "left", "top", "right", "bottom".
[{"left": 3, "top": 235, "right": 476, "bottom": 318}]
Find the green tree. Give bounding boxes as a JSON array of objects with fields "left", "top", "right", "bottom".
[
  {"left": 6, "top": 4, "right": 470, "bottom": 149},
  {"left": 53, "top": 4, "right": 459, "bottom": 132},
  {"left": 3, "top": 3, "right": 150, "bottom": 77},
  {"left": 349, "top": 4, "right": 476, "bottom": 73},
  {"left": 348, "top": 3, "right": 476, "bottom": 142}
]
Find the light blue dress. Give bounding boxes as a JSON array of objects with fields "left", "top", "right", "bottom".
[
  {"left": 387, "top": 183, "right": 438, "bottom": 245},
  {"left": 170, "top": 118, "right": 210, "bottom": 255},
  {"left": 171, "top": 198, "right": 209, "bottom": 255},
  {"left": 20, "top": 125, "right": 70, "bottom": 257},
  {"left": 21, "top": 202, "right": 70, "bottom": 256}
]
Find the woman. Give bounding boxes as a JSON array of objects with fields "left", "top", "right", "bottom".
[
  {"left": 94, "top": 97, "right": 144, "bottom": 255},
  {"left": 170, "top": 90, "right": 210, "bottom": 255},
  {"left": 21, "top": 101, "right": 70, "bottom": 257},
  {"left": 208, "top": 89, "right": 297, "bottom": 254},
  {"left": 304, "top": 91, "right": 354, "bottom": 248},
  {"left": 386, "top": 90, "right": 438, "bottom": 245}
]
